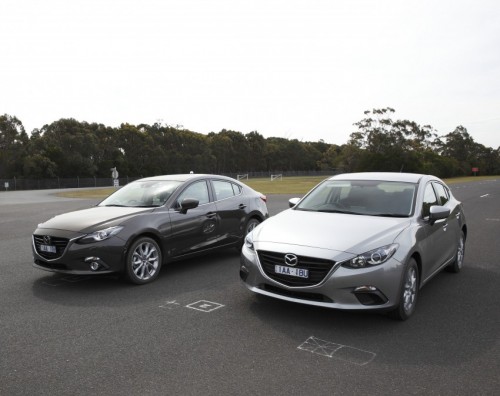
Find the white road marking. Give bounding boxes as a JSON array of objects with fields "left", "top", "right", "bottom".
[
  {"left": 480, "top": 194, "right": 490, "bottom": 198},
  {"left": 159, "top": 300, "right": 181, "bottom": 309},
  {"left": 298, "top": 336, "right": 376, "bottom": 366},
  {"left": 186, "top": 300, "right": 225, "bottom": 312}
]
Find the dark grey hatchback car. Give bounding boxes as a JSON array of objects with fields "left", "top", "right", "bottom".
[{"left": 32, "top": 174, "right": 268, "bottom": 284}]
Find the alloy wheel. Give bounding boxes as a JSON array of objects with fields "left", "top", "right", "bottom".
[
  {"left": 403, "top": 266, "right": 417, "bottom": 314},
  {"left": 131, "top": 241, "right": 159, "bottom": 281}
]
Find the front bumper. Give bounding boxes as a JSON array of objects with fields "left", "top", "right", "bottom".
[
  {"left": 32, "top": 228, "right": 126, "bottom": 275},
  {"left": 240, "top": 242, "right": 404, "bottom": 311}
]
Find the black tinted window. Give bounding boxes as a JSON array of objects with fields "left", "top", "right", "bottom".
[
  {"left": 422, "top": 183, "right": 438, "bottom": 218},
  {"left": 213, "top": 180, "right": 236, "bottom": 200},
  {"left": 178, "top": 181, "right": 210, "bottom": 205},
  {"left": 433, "top": 183, "right": 450, "bottom": 205}
]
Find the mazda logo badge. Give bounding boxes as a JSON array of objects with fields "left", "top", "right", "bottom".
[
  {"left": 284, "top": 253, "right": 298, "bottom": 267},
  {"left": 43, "top": 235, "right": 52, "bottom": 245}
]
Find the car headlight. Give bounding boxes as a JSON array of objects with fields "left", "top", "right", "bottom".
[
  {"left": 343, "top": 244, "right": 398, "bottom": 269},
  {"left": 244, "top": 233, "right": 255, "bottom": 251},
  {"left": 78, "top": 226, "right": 124, "bottom": 244}
]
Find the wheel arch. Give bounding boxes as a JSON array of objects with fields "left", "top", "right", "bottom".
[
  {"left": 123, "top": 231, "right": 164, "bottom": 265},
  {"left": 409, "top": 251, "right": 423, "bottom": 288}
]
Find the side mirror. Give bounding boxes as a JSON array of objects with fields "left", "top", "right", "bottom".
[
  {"left": 289, "top": 198, "right": 301, "bottom": 208},
  {"left": 429, "top": 205, "right": 450, "bottom": 224},
  {"left": 179, "top": 198, "right": 199, "bottom": 214}
]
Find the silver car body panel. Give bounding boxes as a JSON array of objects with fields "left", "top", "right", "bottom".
[{"left": 240, "top": 172, "right": 467, "bottom": 312}]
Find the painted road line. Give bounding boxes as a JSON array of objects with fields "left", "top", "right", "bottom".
[
  {"left": 186, "top": 300, "right": 225, "bottom": 312},
  {"left": 298, "top": 336, "right": 376, "bottom": 366}
]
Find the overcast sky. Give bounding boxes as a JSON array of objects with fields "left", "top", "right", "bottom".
[{"left": 1, "top": 0, "right": 499, "bottom": 148}]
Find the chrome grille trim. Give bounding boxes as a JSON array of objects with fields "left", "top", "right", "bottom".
[{"left": 257, "top": 250, "right": 337, "bottom": 287}]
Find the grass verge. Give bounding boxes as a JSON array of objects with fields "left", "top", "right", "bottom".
[{"left": 55, "top": 175, "right": 498, "bottom": 199}]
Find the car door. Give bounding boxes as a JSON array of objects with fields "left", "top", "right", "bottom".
[
  {"left": 167, "top": 180, "right": 219, "bottom": 257},
  {"left": 419, "top": 182, "right": 453, "bottom": 281},
  {"left": 432, "top": 181, "right": 460, "bottom": 262},
  {"left": 211, "top": 179, "right": 247, "bottom": 245}
]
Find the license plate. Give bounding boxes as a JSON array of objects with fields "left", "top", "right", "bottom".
[
  {"left": 275, "top": 265, "right": 309, "bottom": 278},
  {"left": 40, "top": 244, "right": 57, "bottom": 253}
]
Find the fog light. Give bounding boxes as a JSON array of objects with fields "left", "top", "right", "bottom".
[
  {"left": 85, "top": 256, "right": 102, "bottom": 271},
  {"left": 353, "top": 286, "right": 388, "bottom": 306}
]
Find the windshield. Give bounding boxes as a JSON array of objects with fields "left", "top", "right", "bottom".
[
  {"left": 295, "top": 179, "right": 416, "bottom": 217},
  {"left": 99, "top": 180, "right": 183, "bottom": 207}
]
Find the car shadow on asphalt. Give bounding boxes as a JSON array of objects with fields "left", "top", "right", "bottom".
[
  {"left": 30, "top": 248, "right": 241, "bottom": 307},
  {"left": 245, "top": 265, "right": 500, "bottom": 367}
]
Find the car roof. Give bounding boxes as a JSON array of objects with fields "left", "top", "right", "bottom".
[
  {"left": 329, "top": 172, "right": 429, "bottom": 183},
  {"left": 136, "top": 174, "right": 236, "bottom": 183}
]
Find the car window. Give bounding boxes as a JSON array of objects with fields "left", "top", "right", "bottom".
[
  {"left": 213, "top": 180, "right": 236, "bottom": 200},
  {"left": 299, "top": 181, "right": 345, "bottom": 208},
  {"left": 296, "top": 180, "right": 415, "bottom": 216},
  {"left": 231, "top": 183, "right": 242, "bottom": 195},
  {"left": 433, "top": 182, "right": 450, "bottom": 205},
  {"left": 99, "top": 180, "right": 182, "bottom": 207},
  {"left": 422, "top": 183, "right": 439, "bottom": 218},
  {"left": 177, "top": 181, "right": 210, "bottom": 205}
]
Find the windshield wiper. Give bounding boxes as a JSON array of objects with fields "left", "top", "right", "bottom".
[
  {"left": 102, "top": 204, "right": 127, "bottom": 207},
  {"left": 370, "top": 213, "right": 407, "bottom": 218},
  {"left": 317, "top": 209, "right": 362, "bottom": 215}
]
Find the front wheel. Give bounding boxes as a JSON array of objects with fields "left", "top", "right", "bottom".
[
  {"left": 125, "top": 237, "right": 162, "bottom": 285},
  {"left": 446, "top": 230, "right": 465, "bottom": 273},
  {"left": 390, "top": 258, "right": 419, "bottom": 321}
]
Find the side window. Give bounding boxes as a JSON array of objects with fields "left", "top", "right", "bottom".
[
  {"left": 422, "top": 183, "right": 438, "bottom": 218},
  {"left": 231, "top": 183, "right": 242, "bottom": 195},
  {"left": 213, "top": 180, "right": 236, "bottom": 201},
  {"left": 177, "top": 181, "right": 210, "bottom": 206},
  {"left": 433, "top": 183, "right": 450, "bottom": 205}
]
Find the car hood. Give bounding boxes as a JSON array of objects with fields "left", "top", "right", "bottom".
[
  {"left": 253, "top": 209, "right": 411, "bottom": 254},
  {"left": 37, "top": 206, "right": 154, "bottom": 233}
]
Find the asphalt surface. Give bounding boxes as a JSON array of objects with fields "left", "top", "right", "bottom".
[{"left": 0, "top": 181, "right": 499, "bottom": 395}]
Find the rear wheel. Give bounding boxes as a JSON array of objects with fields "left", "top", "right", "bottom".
[
  {"left": 244, "top": 218, "right": 260, "bottom": 235},
  {"left": 236, "top": 218, "right": 261, "bottom": 251},
  {"left": 390, "top": 258, "right": 419, "bottom": 321},
  {"left": 447, "top": 230, "right": 465, "bottom": 273},
  {"left": 125, "top": 237, "right": 162, "bottom": 285}
]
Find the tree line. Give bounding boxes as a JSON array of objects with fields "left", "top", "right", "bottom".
[{"left": 1, "top": 108, "right": 499, "bottom": 180}]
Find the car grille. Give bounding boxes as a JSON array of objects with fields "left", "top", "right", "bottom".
[
  {"left": 257, "top": 250, "right": 336, "bottom": 287},
  {"left": 33, "top": 235, "right": 69, "bottom": 260}
]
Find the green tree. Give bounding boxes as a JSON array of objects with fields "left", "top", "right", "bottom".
[
  {"left": 35, "top": 119, "right": 99, "bottom": 177},
  {"left": 0, "top": 114, "right": 29, "bottom": 177},
  {"left": 245, "top": 131, "right": 266, "bottom": 172}
]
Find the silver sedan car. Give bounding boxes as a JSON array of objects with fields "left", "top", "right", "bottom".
[{"left": 240, "top": 172, "right": 467, "bottom": 320}]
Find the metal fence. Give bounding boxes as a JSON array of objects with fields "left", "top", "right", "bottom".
[
  {"left": 0, "top": 170, "right": 337, "bottom": 191},
  {"left": 0, "top": 177, "right": 138, "bottom": 191}
]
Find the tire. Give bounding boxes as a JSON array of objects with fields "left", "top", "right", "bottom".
[
  {"left": 390, "top": 258, "right": 419, "bottom": 321},
  {"left": 446, "top": 230, "right": 465, "bottom": 273},
  {"left": 236, "top": 218, "right": 261, "bottom": 251},
  {"left": 125, "top": 237, "right": 162, "bottom": 285},
  {"left": 244, "top": 218, "right": 261, "bottom": 235}
]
